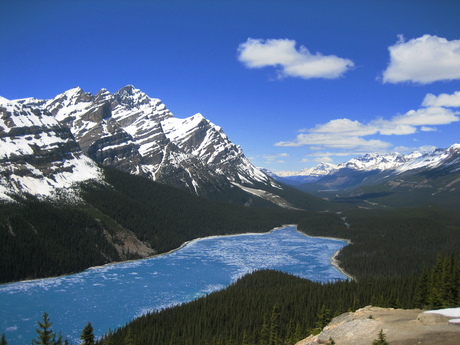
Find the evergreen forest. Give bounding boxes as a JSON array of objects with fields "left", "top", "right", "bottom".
[{"left": 2, "top": 167, "right": 460, "bottom": 344}]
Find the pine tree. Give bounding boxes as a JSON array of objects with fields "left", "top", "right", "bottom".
[
  {"left": 416, "top": 267, "right": 431, "bottom": 308},
  {"left": 101, "top": 329, "right": 113, "bottom": 345},
  {"left": 0, "top": 333, "right": 7, "bottom": 345},
  {"left": 80, "top": 322, "right": 95, "bottom": 345},
  {"left": 268, "top": 304, "right": 281, "bottom": 345},
  {"left": 372, "top": 329, "right": 389, "bottom": 345},
  {"left": 124, "top": 328, "right": 134, "bottom": 345},
  {"left": 32, "top": 312, "right": 58, "bottom": 345},
  {"left": 293, "top": 321, "right": 304, "bottom": 344},
  {"left": 284, "top": 319, "right": 295, "bottom": 345},
  {"left": 310, "top": 305, "right": 331, "bottom": 335},
  {"left": 259, "top": 314, "right": 270, "bottom": 345},
  {"left": 241, "top": 330, "right": 250, "bottom": 345}
]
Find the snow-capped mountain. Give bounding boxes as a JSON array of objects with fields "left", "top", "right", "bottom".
[
  {"left": 278, "top": 145, "right": 460, "bottom": 208},
  {"left": 275, "top": 146, "right": 460, "bottom": 185},
  {"left": 277, "top": 163, "right": 338, "bottom": 178},
  {"left": 266, "top": 163, "right": 339, "bottom": 185},
  {"left": 1, "top": 86, "right": 282, "bottom": 204},
  {"left": 0, "top": 96, "right": 103, "bottom": 202}
]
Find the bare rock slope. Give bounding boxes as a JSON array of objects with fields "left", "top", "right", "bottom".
[{"left": 297, "top": 306, "right": 460, "bottom": 345}]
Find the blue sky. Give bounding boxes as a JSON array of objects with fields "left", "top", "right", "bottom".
[{"left": 1, "top": 0, "right": 460, "bottom": 171}]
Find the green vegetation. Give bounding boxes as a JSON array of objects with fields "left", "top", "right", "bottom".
[
  {"left": 417, "top": 254, "right": 460, "bottom": 309},
  {"left": 299, "top": 206, "right": 460, "bottom": 278},
  {"left": 80, "top": 323, "right": 95, "bottom": 345},
  {"left": 94, "top": 204, "right": 460, "bottom": 345},
  {"left": 0, "top": 167, "right": 317, "bottom": 283},
  {"left": 96, "top": 270, "right": 420, "bottom": 345},
  {"left": 2, "top": 166, "right": 460, "bottom": 344},
  {"left": 0, "top": 198, "right": 121, "bottom": 283},
  {"left": 5, "top": 254, "right": 455, "bottom": 345},
  {"left": 79, "top": 167, "right": 310, "bottom": 254},
  {"left": 32, "top": 312, "right": 69, "bottom": 345},
  {"left": 372, "top": 329, "right": 389, "bottom": 345}
]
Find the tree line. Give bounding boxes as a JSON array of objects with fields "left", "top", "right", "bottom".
[
  {"left": 0, "top": 167, "right": 317, "bottom": 283},
  {"left": 4, "top": 253, "right": 458, "bottom": 345}
]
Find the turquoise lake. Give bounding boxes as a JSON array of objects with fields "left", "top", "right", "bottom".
[{"left": 0, "top": 225, "right": 348, "bottom": 344}]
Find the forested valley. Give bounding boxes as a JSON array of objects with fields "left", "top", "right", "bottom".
[
  {"left": 5, "top": 254, "right": 460, "bottom": 345},
  {"left": 95, "top": 209, "right": 460, "bottom": 345},
  {"left": 0, "top": 167, "right": 311, "bottom": 283},
  {"left": 2, "top": 167, "right": 460, "bottom": 344}
]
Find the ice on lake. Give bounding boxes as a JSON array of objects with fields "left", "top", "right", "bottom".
[{"left": 0, "top": 225, "right": 347, "bottom": 344}]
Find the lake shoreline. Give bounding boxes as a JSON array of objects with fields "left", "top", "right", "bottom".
[
  {"left": 301, "top": 232, "right": 354, "bottom": 281},
  {"left": 2, "top": 224, "right": 353, "bottom": 286},
  {"left": 2, "top": 224, "right": 351, "bottom": 345},
  {"left": 0, "top": 226, "right": 290, "bottom": 286}
]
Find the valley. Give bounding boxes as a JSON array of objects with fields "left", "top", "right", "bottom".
[
  {"left": 1, "top": 87, "right": 460, "bottom": 345},
  {"left": 268, "top": 145, "right": 460, "bottom": 211},
  {"left": 0, "top": 226, "right": 347, "bottom": 345}
]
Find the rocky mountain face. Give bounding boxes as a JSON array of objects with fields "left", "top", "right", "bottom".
[
  {"left": 0, "top": 86, "right": 283, "bottom": 205},
  {"left": 0, "top": 96, "right": 103, "bottom": 202}
]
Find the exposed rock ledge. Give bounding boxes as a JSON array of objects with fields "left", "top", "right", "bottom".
[{"left": 297, "top": 305, "right": 460, "bottom": 345}]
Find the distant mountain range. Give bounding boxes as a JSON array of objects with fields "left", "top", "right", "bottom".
[
  {"left": 0, "top": 86, "right": 320, "bottom": 209},
  {"left": 2, "top": 84, "right": 459, "bottom": 284},
  {"left": 266, "top": 145, "right": 460, "bottom": 210},
  {"left": 2, "top": 85, "right": 459, "bottom": 211}
]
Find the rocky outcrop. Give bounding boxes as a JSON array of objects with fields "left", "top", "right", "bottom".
[{"left": 297, "top": 306, "right": 460, "bottom": 345}]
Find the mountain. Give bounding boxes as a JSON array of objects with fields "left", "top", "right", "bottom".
[
  {"left": 276, "top": 145, "right": 460, "bottom": 210},
  {"left": 43, "top": 85, "right": 276, "bottom": 196},
  {"left": 1, "top": 86, "right": 330, "bottom": 210},
  {"left": 263, "top": 163, "right": 338, "bottom": 185},
  {"left": 0, "top": 96, "right": 103, "bottom": 202},
  {"left": 2, "top": 85, "right": 324, "bottom": 282}
]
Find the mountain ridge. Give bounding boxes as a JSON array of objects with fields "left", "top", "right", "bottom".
[
  {"left": 267, "top": 145, "right": 460, "bottom": 209},
  {"left": 270, "top": 145, "right": 460, "bottom": 181},
  {"left": 0, "top": 85, "right": 290, "bottom": 206}
]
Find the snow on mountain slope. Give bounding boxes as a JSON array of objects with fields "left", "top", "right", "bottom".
[
  {"left": 277, "top": 145, "right": 460, "bottom": 180},
  {"left": 0, "top": 97, "right": 103, "bottom": 201},
  {"left": 339, "top": 152, "right": 410, "bottom": 171},
  {"left": 3, "top": 86, "right": 279, "bottom": 202},
  {"left": 269, "top": 145, "right": 460, "bottom": 196},
  {"left": 263, "top": 163, "right": 338, "bottom": 186},
  {"left": 276, "top": 163, "right": 338, "bottom": 178},
  {"left": 337, "top": 146, "right": 460, "bottom": 176},
  {"left": 161, "top": 113, "right": 274, "bottom": 186}
]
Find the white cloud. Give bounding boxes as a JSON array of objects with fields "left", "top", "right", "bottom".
[
  {"left": 420, "top": 126, "right": 437, "bottom": 132},
  {"left": 394, "top": 145, "right": 437, "bottom": 154},
  {"left": 301, "top": 156, "right": 334, "bottom": 163},
  {"left": 372, "top": 120, "right": 417, "bottom": 135},
  {"left": 382, "top": 35, "right": 460, "bottom": 84},
  {"left": 313, "top": 156, "right": 333, "bottom": 163},
  {"left": 263, "top": 153, "right": 290, "bottom": 159},
  {"left": 422, "top": 91, "right": 460, "bottom": 107},
  {"left": 275, "top": 91, "right": 459, "bottom": 153},
  {"left": 263, "top": 153, "right": 290, "bottom": 163},
  {"left": 306, "top": 151, "right": 366, "bottom": 157},
  {"left": 237, "top": 38, "right": 354, "bottom": 79},
  {"left": 275, "top": 132, "right": 391, "bottom": 151},
  {"left": 390, "top": 106, "right": 459, "bottom": 126},
  {"left": 310, "top": 118, "right": 378, "bottom": 136},
  {"left": 370, "top": 106, "right": 459, "bottom": 135}
]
